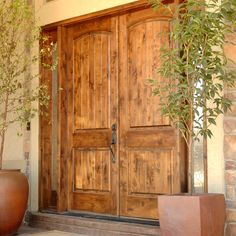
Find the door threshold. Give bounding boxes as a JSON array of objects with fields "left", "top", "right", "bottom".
[{"left": 40, "top": 210, "right": 159, "bottom": 226}]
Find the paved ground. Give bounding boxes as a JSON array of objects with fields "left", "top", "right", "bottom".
[
  {"left": 19, "top": 231, "right": 86, "bottom": 236},
  {"left": 17, "top": 225, "right": 87, "bottom": 236}
]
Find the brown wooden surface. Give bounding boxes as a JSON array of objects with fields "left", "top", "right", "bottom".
[
  {"left": 66, "top": 16, "right": 119, "bottom": 215},
  {"left": 119, "top": 7, "right": 186, "bottom": 219},
  {"left": 57, "top": 25, "right": 68, "bottom": 211},
  {"left": 39, "top": 29, "right": 57, "bottom": 210},
  {"left": 40, "top": 1, "right": 187, "bottom": 219}
]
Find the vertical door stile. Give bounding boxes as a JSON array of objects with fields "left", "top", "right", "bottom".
[
  {"left": 57, "top": 25, "right": 69, "bottom": 212},
  {"left": 67, "top": 25, "right": 74, "bottom": 211},
  {"left": 111, "top": 16, "right": 119, "bottom": 215},
  {"left": 118, "top": 13, "right": 129, "bottom": 218}
]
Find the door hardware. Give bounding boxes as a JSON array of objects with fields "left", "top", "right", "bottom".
[
  {"left": 110, "top": 123, "right": 117, "bottom": 163},
  {"left": 111, "top": 123, "right": 117, "bottom": 145},
  {"left": 109, "top": 145, "right": 116, "bottom": 163}
]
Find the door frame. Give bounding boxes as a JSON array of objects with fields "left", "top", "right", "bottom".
[{"left": 39, "top": 0, "right": 184, "bottom": 214}]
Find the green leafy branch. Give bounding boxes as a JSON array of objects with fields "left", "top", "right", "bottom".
[
  {"left": 0, "top": 0, "right": 56, "bottom": 168},
  {"left": 149, "top": 0, "right": 236, "bottom": 145}
]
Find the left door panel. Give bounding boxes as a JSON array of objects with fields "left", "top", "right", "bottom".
[{"left": 66, "top": 16, "right": 119, "bottom": 215}]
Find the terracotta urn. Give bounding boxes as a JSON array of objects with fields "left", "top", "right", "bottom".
[
  {"left": 0, "top": 169, "right": 29, "bottom": 236},
  {"left": 158, "top": 193, "right": 225, "bottom": 236}
]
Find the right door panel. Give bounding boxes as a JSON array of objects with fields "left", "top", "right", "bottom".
[{"left": 119, "top": 7, "right": 187, "bottom": 219}]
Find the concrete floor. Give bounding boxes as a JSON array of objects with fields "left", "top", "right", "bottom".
[{"left": 17, "top": 225, "right": 86, "bottom": 236}]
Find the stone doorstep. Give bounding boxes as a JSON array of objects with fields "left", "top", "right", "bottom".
[
  {"left": 19, "top": 229, "right": 86, "bottom": 236},
  {"left": 27, "top": 212, "right": 160, "bottom": 236}
]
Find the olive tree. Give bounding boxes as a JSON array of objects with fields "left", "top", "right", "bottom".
[
  {"left": 0, "top": 0, "right": 54, "bottom": 168},
  {"left": 149, "top": 0, "right": 236, "bottom": 191}
]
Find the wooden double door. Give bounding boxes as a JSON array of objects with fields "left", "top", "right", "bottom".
[
  {"left": 64, "top": 6, "right": 186, "bottom": 220},
  {"left": 40, "top": 3, "right": 187, "bottom": 220}
]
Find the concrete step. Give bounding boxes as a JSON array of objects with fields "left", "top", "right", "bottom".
[{"left": 27, "top": 212, "right": 160, "bottom": 236}]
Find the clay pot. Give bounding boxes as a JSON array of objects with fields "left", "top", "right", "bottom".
[
  {"left": 0, "top": 169, "right": 29, "bottom": 236},
  {"left": 158, "top": 193, "right": 225, "bottom": 236}
]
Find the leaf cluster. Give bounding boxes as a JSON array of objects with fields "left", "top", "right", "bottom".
[
  {"left": 149, "top": 0, "right": 236, "bottom": 146},
  {"left": 0, "top": 0, "right": 55, "bottom": 165}
]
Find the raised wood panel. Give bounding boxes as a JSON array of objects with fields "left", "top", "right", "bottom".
[
  {"left": 73, "top": 131, "right": 110, "bottom": 148},
  {"left": 73, "top": 33, "right": 111, "bottom": 130},
  {"left": 128, "top": 150, "right": 172, "bottom": 195},
  {"left": 72, "top": 193, "right": 112, "bottom": 214},
  {"left": 126, "top": 196, "right": 158, "bottom": 219},
  {"left": 73, "top": 149, "right": 111, "bottom": 192},
  {"left": 126, "top": 129, "right": 175, "bottom": 148},
  {"left": 128, "top": 20, "right": 170, "bottom": 127}
]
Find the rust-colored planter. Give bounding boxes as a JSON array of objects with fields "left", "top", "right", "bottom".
[
  {"left": 158, "top": 194, "right": 225, "bottom": 236},
  {"left": 0, "top": 169, "right": 29, "bottom": 236}
]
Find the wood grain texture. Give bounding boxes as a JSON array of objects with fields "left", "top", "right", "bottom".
[
  {"left": 119, "top": 6, "right": 187, "bottom": 219},
  {"left": 56, "top": 26, "right": 70, "bottom": 211},
  {"left": 67, "top": 16, "right": 118, "bottom": 215},
  {"left": 40, "top": 29, "right": 57, "bottom": 210},
  {"left": 128, "top": 150, "right": 172, "bottom": 195},
  {"left": 126, "top": 129, "right": 176, "bottom": 148},
  {"left": 72, "top": 131, "right": 110, "bottom": 147},
  {"left": 40, "top": 1, "right": 187, "bottom": 219},
  {"left": 73, "top": 149, "right": 110, "bottom": 191},
  {"left": 73, "top": 33, "right": 110, "bottom": 130},
  {"left": 128, "top": 19, "right": 170, "bottom": 127}
]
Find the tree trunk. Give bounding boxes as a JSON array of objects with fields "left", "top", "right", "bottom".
[
  {"left": 0, "top": 92, "right": 9, "bottom": 169},
  {"left": 188, "top": 137, "right": 193, "bottom": 193}
]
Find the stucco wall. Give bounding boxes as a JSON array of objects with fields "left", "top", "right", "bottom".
[
  {"left": 2, "top": 124, "right": 25, "bottom": 171},
  {"left": 29, "top": 0, "right": 225, "bottom": 211},
  {"left": 223, "top": 34, "right": 236, "bottom": 235},
  {"left": 35, "top": 0, "right": 138, "bottom": 26},
  {"left": 208, "top": 116, "right": 225, "bottom": 193}
]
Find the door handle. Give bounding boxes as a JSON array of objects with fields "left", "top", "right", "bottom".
[
  {"left": 111, "top": 123, "right": 117, "bottom": 144},
  {"left": 109, "top": 145, "right": 116, "bottom": 163},
  {"left": 110, "top": 123, "right": 117, "bottom": 163}
]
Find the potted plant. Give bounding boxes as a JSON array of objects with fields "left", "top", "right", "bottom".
[
  {"left": 148, "top": 0, "right": 236, "bottom": 235},
  {"left": 0, "top": 0, "right": 54, "bottom": 235}
]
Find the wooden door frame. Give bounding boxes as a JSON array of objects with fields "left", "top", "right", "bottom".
[{"left": 40, "top": 0, "right": 180, "bottom": 213}]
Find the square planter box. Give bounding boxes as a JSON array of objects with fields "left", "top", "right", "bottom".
[{"left": 158, "top": 193, "right": 225, "bottom": 236}]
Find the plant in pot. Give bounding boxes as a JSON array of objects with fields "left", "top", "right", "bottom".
[
  {"left": 148, "top": 0, "right": 236, "bottom": 235},
  {"left": 0, "top": 1, "right": 54, "bottom": 235}
]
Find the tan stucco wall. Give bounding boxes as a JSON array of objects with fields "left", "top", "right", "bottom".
[
  {"left": 2, "top": 128, "right": 23, "bottom": 161},
  {"left": 29, "top": 0, "right": 225, "bottom": 211},
  {"left": 35, "top": 0, "right": 138, "bottom": 26},
  {"left": 207, "top": 116, "right": 225, "bottom": 193},
  {"left": 2, "top": 123, "right": 24, "bottom": 171}
]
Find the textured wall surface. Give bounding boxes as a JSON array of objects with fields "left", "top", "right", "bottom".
[
  {"left": 224, "top": 34, "right": 236, "bottom": 236},
  {"left": 35, "top": 0, "right": 138, "bottom": 26}
]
